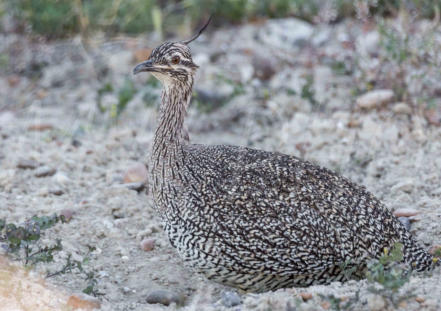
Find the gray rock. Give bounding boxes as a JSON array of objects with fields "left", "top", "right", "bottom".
[
  {"left": 48, "top": 188, "right": 64, "bottom": 196},
  {"left": 123, "top": 182, "right": 146, "bottom": 192},
  {"left": 259, "top": 18, "right": 313, "bottom": 50},
  {"left": 391, "top": 179, "right": 414, "bottom": 194},
  {"left": 146, "top": 289, "right": 184, "bottom": 306},
  {"left": 356, "top": 89, "right": 394, "bottom": 109},
  {"left": 366, "top": 293, "right": 386, "bottom": 311},
  {"left": 392, "top": 102, "right": 412, "bottom": 114},
  {"left": 17, "top": 159, "right": 39, "bottom": 170},
  {"left": 221, "top": 291, "right": 241, "bottom": 307},
  {"left": 34, "top": 166, "right": 56, "bottom": 177},
  {"left": 356, "top": 31, "right": 380, "bottom": 55}
]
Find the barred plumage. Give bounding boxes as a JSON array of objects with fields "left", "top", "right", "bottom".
[{"left": 133, "top": 29, "right": 437, "bottom": 292}]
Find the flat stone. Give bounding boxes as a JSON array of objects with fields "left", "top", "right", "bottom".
[
  {"left": 48, "top": 188, "right": 64, "bottom": 196},
  {"left": 356, "top": 89, "right": 394, "bottom": 109},
  {"left": 366, "top": 294, "right": 386, "bottom": 311},
  {"left": 28, "top": 123, "right": 54, "bottom": 131},
  {"left": 392, "top": 102, "right": 412, "bottom": 114},
  {"left": 391, "top": 179, "right": 414, "bottom": 193},
  {"left": 34, "top": 166, "right": 56, "bottom": 178},
  {"left": 146, "top": 289, "right": 184, "bottom": 306},
  {"left": 17, "top": 159, "right": 39, "bottom": 170},
  {"left": 393, "top": 208, "right": 419, "bottom": 218},
  {"left": 221, "top": 291, "right": 241, "bottom": 307}
]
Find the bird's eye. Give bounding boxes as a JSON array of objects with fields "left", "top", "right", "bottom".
[{"left": 171, "top": 56, "right": 180, "bottom": 65}]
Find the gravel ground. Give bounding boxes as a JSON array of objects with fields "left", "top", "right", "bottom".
[{"left": 1, "top": 17, "right": 440, "bottom": 310}]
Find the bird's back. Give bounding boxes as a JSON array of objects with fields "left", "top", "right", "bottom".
[{"left": 153, "top": 144, "right": 435, "bottom": 292}]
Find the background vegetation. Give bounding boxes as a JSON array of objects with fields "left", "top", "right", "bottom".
[{"left": 1, "top": 0, "right": 440, "bottom": 39}]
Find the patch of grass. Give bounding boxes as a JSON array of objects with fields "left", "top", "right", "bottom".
[
  {"left": 113, "top": 78, "right": 136, "bottom": 120},
  {"left": 97, "top": 82, "right": 114, "bottom": 113},
  {"left": 301, "top": 75, "right": 319, "bottom": 107},
  {"left": 47, "top": 246, "right": 103, "bottom": 297},
  {"left": 5, "top": 0, "right": 440, "bottom": 38},
  {"left": 193, "top": 74, "right": 245, "bottom": 113},
  {"left": 366, "top": 242, "right": 413, "bottom": 307},
  {"left": 96, "top": 79, "right": 137, "bottom": 121},
  {"left": 0, "top": 214, "right": 66, "bottom": 266}
]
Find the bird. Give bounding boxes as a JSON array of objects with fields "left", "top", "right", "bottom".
[{"left": 133, "top": 18, "right": 438, "bottom": 293}]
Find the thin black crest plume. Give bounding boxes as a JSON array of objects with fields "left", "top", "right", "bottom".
[{"left": 182, "top": 15, "right": 212, "bottom": 45}]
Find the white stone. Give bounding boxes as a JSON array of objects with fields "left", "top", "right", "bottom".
[
  {"left": 392, "top": 102, "right": 412, "bottom": 114},
  {"left": 259, "top": 18, "right": 313, "bottom": 51},
  {"left": 391, "top": 178, "right": 415, "bottom": 193},
  {"left": 367, "top": 294, "right": 386, "bottom": 311},
  {"left": 356, "top": 89, "right": 394, "bottom": 109},
  {"left": 356, "top": 31, "right": 380, "bottom": 55}
]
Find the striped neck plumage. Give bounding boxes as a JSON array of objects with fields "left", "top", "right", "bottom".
[{"left": 152, "top": 78, "right": 193, "bottom": 160}]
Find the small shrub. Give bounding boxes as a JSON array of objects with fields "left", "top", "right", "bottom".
[{"left": 0, "top": 214, "right": 65, "bottom": 265}]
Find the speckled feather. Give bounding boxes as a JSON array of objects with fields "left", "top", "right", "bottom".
[{"left": 136, "top": 41, "right": 437, "bottom": 293}]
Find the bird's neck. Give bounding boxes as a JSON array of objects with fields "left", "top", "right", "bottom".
[{"left": 152, "top": 79, "right": 193, "bottom": 161}]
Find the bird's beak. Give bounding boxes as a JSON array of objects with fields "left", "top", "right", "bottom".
[{"left": 133, "top": 60, "right": 155, "bottom": 75}]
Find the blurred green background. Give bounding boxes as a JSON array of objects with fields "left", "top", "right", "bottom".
[{"left": 0, "top": 0, "right": 439, "bottom": 39}]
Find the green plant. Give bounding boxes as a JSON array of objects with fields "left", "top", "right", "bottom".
[
  {"left": 0, "top": 214, "right": 66, "bottom": 265},
  {"left": 366, "top": 243, "right": 414, "bottom": 307},
  {"left": 301, "top": 75, "right": 318, "bottom": 107},
  {"left": 113, "top": 78, "right": 137, "bottom": 119},
  {"left": 47, "top": 246, "right": 103, "bottom": 297}
]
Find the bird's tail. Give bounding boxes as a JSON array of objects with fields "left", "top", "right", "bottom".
[{"left": 394, "top": 221, "right": 439, "bottom": 271}]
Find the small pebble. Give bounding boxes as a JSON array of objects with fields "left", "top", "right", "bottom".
[
  {"left": 34, "top": 166, "right": 56, "bottom": 177},
  {"left": 366, "top": 294, "right": 386, "bottom": 311},
  {"left": 28, "top": 123, "right": 54, "bottom": 131},
  {"left": 392, "top": 102, "right": 412, "bottom": 115},
  {"left": 123, "top": 162, "right": 148, "bottom": 183},
  {"left": 398, "top": 217, "right": 411, "bottom": 231},
  {"left": 415, "top": 297, "right": 425, "bottom": 303},
  {"left": 52, "top": 172, "right": 70, "bottom": 184},
  {"left": 146, "top": 289, "right": 184, "bottom": 306},
  {"left": 140, "top": 238, "right": 155, "bottom": 251},
  {"left": 300, "top": 292, "right": 313, "bottom": 301},
  {"left": 17, "top": 159, "right": 39, "bottom": 170},
  {"left": 356, "top": 89, "right": 394, "bottom": 109},
  {"left": 391, "top": 179, "right": 414, "bottom": 193},
  {"left": 393, "top": 208, "right": 419, "bottom": 218},
  {"left": 221, "top": 291, "right": 241, "bottom": 307},
  {"left": 49, "top": 188, "right": 64, "bottom": 196}
]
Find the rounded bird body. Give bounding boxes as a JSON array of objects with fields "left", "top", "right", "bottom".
[{"left": 133, "top": 22, "right": 436, "bottom": 292}]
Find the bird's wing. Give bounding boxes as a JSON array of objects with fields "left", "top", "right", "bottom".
[{"left": 181, "top": 144, "right": 390, "bottom": 275}]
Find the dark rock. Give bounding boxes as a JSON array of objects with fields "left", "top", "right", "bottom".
[
  {"left": 49, "top": 188, "right": 64, "bottom": 196},
  {"left": 146, "top": 289, "right": 184, "bottom": 306},
  {"left": 34, "top": 166, "right": 57, "bottom": 177},
  {"left": 17, "top": 159, "right": 39, "bottom": 170},
  {"left": 221, "top": 291, "right": 241, "bottom": 307},
  {"left": 124, "top": 182, "right": 146, "bottom": 192}
]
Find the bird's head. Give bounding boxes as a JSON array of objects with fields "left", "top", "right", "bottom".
[{"left": 133, "top": 17, "right": 211, "bottom": 87}]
